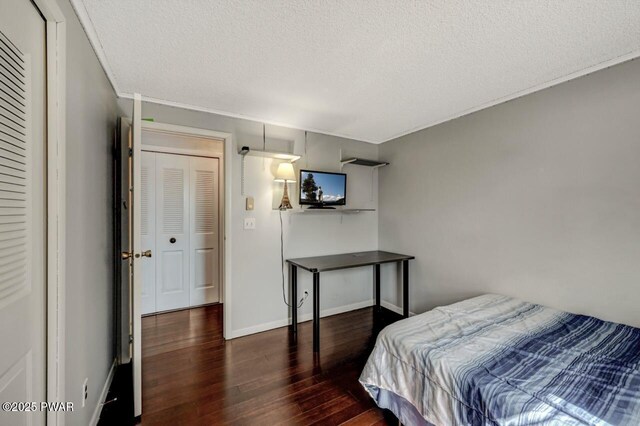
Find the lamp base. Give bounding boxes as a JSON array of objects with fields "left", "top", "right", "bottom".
[{"left": 279, "top": 181, "right": 293, "bottom": 210}]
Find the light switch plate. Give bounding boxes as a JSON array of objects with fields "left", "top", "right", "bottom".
[
  {"left": 246, "top": 196, "right": 254, "bottom": 211},
  {"left": 244, "top": 217, "right": 256, "bottom": 230}
]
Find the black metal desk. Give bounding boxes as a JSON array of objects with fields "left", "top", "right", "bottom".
[{"left": 286, "top": 250, "right": 415, "bottom": 352}]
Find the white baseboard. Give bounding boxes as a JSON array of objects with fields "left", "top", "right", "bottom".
[
  {"left": 229, "top": 299, "right": 375, "bottom": 339},
  {"left": 90, "top": 359, "right": 116, "bottom": 426},
  {"left": 228, "top": 299, "right": 419, "bottom": 339},
  {"left": 380, "top": 300, "right": 417, "bottom": 317}
]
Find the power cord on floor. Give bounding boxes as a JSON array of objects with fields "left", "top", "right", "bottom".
[{"left": 280, "top": 210, "right": 308, "bottom": 308}]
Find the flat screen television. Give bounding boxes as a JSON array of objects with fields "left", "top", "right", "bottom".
[{"left": 299, "top": 170, "right": 347, "bottom": 207}]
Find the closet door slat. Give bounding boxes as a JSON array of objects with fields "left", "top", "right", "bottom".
[{"left": 0, "top": 30, "right": 28, "bottom": 303}]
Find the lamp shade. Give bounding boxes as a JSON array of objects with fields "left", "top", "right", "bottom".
[{"left": 274, "top": 162, "right": 296, "bottom": 182}]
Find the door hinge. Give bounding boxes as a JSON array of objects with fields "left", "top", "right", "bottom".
[
  {"left": 128, "top": 148, "right": 133, "bottom": 157},
  {"left": 129, "top": 335, "right": 133, "bottom": 343}
]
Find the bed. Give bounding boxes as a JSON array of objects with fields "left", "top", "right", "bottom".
[{"left": 359, "top": 294, "right": 640, "bottom": 425}]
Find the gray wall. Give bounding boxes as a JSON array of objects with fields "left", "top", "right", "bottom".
[
  {"left": 379, "top": 58, "right": 640, "bottom": 328},
  {"left": 62, "top": 0, "right": 118, "bottom": 424},
  {"left": 117, "top": 99, "right": 380, "bottom": 337}
]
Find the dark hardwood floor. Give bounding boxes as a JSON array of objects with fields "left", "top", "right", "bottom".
[{"left": 139, "top": 304, "right": 401, "bottom": 425}]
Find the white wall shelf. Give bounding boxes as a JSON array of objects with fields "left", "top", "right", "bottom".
[
  {"left": 340, "top": 157, "right": 389, "bottom": 168},
  {"left": 275, "top": 208, "right": 376, "bottom": 214},
  {"left": 239, "top": 146, "right": 300, "bottom": 162}
]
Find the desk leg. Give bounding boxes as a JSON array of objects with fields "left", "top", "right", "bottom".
[
  {"left": 402, "top": 260, "right": 409, "bottom": 318},
  {"left": 313, "top": 272, "right": 320, "bottom": 353},
  {"left": 290, "top": 264, "right": 297, "bottom": 335},
  {"left": 374, "top": 264, "right": 381, "bottom": 313}
]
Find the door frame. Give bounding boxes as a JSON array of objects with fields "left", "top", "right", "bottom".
[
  {"left": 30, "top": 0, "right": 66, "bottom": 425},
  {"left": 138, "top": 121, "right": 231, "bottom": 314},
  {"left": 140, "top": 125, "right": 225, "bottom": 312},
  {"left": 130, "top": 118, "right": 233, "bottom": 417}
]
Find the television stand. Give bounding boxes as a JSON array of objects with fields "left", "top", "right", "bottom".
[{"left": 307, "top": 206, "right": 336, "bottom": 210}]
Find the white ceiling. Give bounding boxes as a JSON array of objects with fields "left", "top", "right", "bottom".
[{"left": 73, "top": 1, "right": 640, "bottom": 143}]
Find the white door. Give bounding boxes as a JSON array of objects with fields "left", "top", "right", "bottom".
[
  {"left": 129, "top": 94, "right": 148, "bottom": 418},
  {"left": 118, "top": 119, "right": 131, "bottom": 364},
  {"left": 189, "top": 157, "right": 220, "bottom": 305},
  {"left": 155, "top": 153, "right": 190, "bottom": 312},
  {"left": 0, "top": 2, "right": 46, "bottom": 425},
  {"left": 140, "top": 152, "right": 156, "bottom": 314}
]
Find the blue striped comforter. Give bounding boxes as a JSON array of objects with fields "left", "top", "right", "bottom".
[{"left": 359, "top": 294, "right": 640, "bottom": 425}]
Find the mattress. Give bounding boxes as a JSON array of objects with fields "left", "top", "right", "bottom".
[{"left": 359, "top": 294, "right": 640, "bottom": 425}]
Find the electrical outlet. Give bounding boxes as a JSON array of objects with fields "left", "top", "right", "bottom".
[
  {"left": 82, "top": 378, "right": 88, "bottom": 407},
  {"left": 244, "top": 217, "right": 256, "bottom": 230}
]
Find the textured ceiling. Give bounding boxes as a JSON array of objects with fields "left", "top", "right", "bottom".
[{"left": 73, "top": 1, "right": 640, "bottom": 143}]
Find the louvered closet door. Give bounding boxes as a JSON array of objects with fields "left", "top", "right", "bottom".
[
  {"left": 155, "top": 153, "right": 190, "bottom": 312},
  {"left": 140, "top": 152, "right": 156, "bottom": 314},
  {"left": 0, "top": 3, "right": 46, "bottom": 425},
  {"left": 189, "top": 157, "right": 219, "bottom": 306}
]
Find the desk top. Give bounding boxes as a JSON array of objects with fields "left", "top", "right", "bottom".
[{"left": 286, "top": 250, "right": 414, "bottom": 273}]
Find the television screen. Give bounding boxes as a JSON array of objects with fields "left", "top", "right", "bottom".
[{"left": 299, "top": 170, "right": 347, "bottom": 206}]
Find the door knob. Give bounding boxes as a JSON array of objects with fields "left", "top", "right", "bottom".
[
  {"left": 134, "top": 250, "right": 152, "bottom": 259},
  {"left": 121, "top": 251, "right": 133, "bottom": 260},
  {"left": 170, "top": 237, "right": 176, "bottom": 244}
]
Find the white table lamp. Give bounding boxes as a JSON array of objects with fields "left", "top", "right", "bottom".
[{"left": 274, "top": 162, "right": 296, "bottom": 210}]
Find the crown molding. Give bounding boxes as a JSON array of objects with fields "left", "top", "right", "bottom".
[
  {"left": 383, "top": 51, "right": 640, "bottom": 143},
  {"left": 68, "top": 0, "right": 121, "bottom": 95},
  {"left": 117, "top": 92, "right": 380, "bottom": 144}
]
